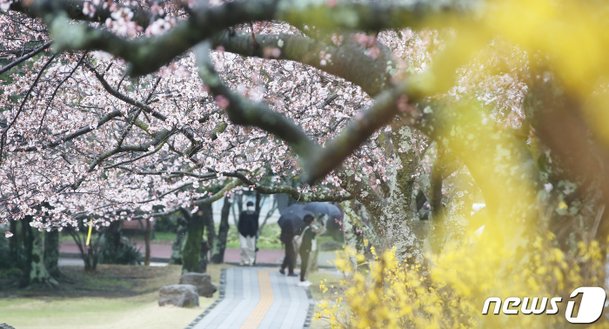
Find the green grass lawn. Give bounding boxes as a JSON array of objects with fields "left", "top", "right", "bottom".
[
  {"left": 61, "top": 223, "right": 285, "bottom": 250},
  {"left": 226, "top": 224, "right": 339, "bottom": 251},
  {"left": 153, "top": 223, "right": 283, "bottom": 249},
  {"left": 151, "top": 231, "right": 176, "bottom": 243},
  {"left": 0, "top": 263, "right": 340, "bottom": 329},
  {"left": 0, "top": 264, "right": 229, "bottom": 329},
  {"left": 226, "top": 223, "right": 282, "bottom": 250},
  {"left": 0, "top": 294, "right": 202, "bottom": 329}
]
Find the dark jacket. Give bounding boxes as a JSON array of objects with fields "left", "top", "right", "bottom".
[
  {"left": 238, "top": 210, "right": 258, "bottom": 237},
  {"left": 300, "top": 225, "right": 316, "bottom": 253},
  {"left": 277, "top": 217, "right": 300, "bottom": 243}
]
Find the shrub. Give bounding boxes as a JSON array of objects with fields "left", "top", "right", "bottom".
[
  {"left": 317, "top": 233, "right": 609, "bottom": 329},
  {"left": 98, "top": 235, "right": 143, "bottom": 265}
]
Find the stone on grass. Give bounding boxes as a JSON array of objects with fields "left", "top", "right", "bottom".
[
  {"left": 0, "top": 324, "right": 15, "bottom": 329},
  {"left": 180, "top": 272, "right": 217, "bottom": 297},
  {"left": 158, "top": 284, "right": 199, "bottom": 307}
]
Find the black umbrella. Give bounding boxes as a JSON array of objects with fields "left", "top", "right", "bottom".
[
  {"left": 303, "top": 202, "right": 342, "bottom": 220},
  {"left": 277, "top": 203, "right": 313, "bottom": 234},
  {"left": 304, "top": 202, "right": 344, "bottom": 240}
]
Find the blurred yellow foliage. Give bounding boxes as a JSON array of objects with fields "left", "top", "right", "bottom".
[
  {"left": 422, "top": 0, "right": 609, "bottom": 143},
  {"left": 317, "top": 233, "right": 608, "bottom": 328},
  {"left": 315, "top": 1, "right": 609, "bottom": 327}
]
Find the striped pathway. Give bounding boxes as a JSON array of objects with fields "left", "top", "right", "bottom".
[{"left": 187, "top": 267, "right": 313, "bottom": 329}]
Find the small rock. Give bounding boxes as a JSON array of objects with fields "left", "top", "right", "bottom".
[
  {"left": 158, "top": 284, "right": 199, "bottom": 307},
  {"left": 180, "top": 272, "right": 217, "bottom": 297},
  {"left": 0, "top": 324, "right": 15, "bottom": 329}
]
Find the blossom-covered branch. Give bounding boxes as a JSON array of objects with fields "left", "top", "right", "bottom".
[
  {"left": 213, "top": 32, "right": 392, "bottom": 96},
  {"left": 195, "top": 42, "right": 321, "bottom": 159},
  {"left": 196, "top": 42, "right": 425, "bottom": 183}
]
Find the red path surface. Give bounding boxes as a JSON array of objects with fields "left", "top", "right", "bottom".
[{"left": 59, "top": 241, "right": 286, "bottom": 265}]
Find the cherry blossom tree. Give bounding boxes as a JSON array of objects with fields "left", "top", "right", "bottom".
[
  {"left": 1, "top": 0, "right": 432, "bottom": 282},
  {"left": 0, "top": 0, "right": 427, "bottom": 254},
  {"left": 3, "top": 0, "right": 609, "bottom": 293}
]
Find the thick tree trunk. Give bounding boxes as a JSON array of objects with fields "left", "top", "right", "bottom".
[
  {"left": 104, "top": 221, "right": 122, "bottom": 256},
  {"left": 28, "top": 230, "right": 58, "bottom": 287},
  {"left": 231, "top": 194, "right": 243, "bottom": 226},
  {"left": 390, "top": 126, "right": 421, "bottom": 220},
  {"left": 181, "top": 209, "right": 203, "bottom": 273},
  {"left": 8, "top": 219, "right": 26, "bottom": 271},
  {"left": 255, "top": 192, "right": 262, "bottom": 213},
  {"left": 455, "top": 128, "right": 538, "bottom": 241},
  {"left": 253, "top": 192, "right": 263, "bottom": 264},
  {"left": 203, "top": 204, "right": 215, "bottom": 258},
  {"left": 212, "top": 196, "right": 231, "bottom": 263},
  {"left": 44, "top": 229, "right": 60, "bottom": 278},
  {"left": 8, "top": 218, "right": 59, "bottom": 286},
  {"left": 98, "top": 220, "right": 131, "bottom": 266},
  {"left": 20, "top": 217, "right": 33, "bottom": 287},
  {"left": 171, "top": 222, "right": 186, "bottom": 264},
  {"left": 201, "top": 203, "right": 214, "bottom": 271},
  {"left": 339, "top": 128, "right": 425, "bottom": 262}
]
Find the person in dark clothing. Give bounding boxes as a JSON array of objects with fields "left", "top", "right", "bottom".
[
  {"left": 238, "top": 201, "right": 258, "bottom": 265},
  {"left": 298, "top": 214, "right": 317, "bottom": 286},
  {"left": 279, "top": 217, "right": 298, "bottom": 276}
]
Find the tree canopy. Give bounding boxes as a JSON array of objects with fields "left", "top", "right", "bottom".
[{"left": 3, "top": 1, "right": 609, "bottom": 324}]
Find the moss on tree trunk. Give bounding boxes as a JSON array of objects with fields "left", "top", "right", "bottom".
[
  {"left": 181, "top": 208, "right": 203, "bottom": 273},
  {"left": 212, "top": 196, "right": 231, "bottom": 263},
  {"left": 29, "top": 229, "right": 58, "bottom": 287},
  {"left": 44, "top": 230, "right": 60, "bottom": 278}
]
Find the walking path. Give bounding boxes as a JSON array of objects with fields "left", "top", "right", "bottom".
[
  {"left": 187, "top": 267, "right": 313, "bottom": 329},
  {"left": 59, "top": 241, "right": 336, "bottom": 328}
]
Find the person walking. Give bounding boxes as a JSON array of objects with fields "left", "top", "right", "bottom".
[
  {"left": 238, "top": 201, "right": 258, "bottom": 266},
  {"left": 279, "top": 216, "right": 298, "bottom": 276},
  {"left": 297, "top": 214, "right": 317, "bottom": 287}
]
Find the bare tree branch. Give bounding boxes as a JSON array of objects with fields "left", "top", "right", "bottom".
[
  {"left": 43, "top": 0, "right": 281, "bottom": 76},
  {"left": 13, "top": 0, "right": 455, "bottom": 76},
  {"left": 1, "top": 53, "right": 57, "bottom": 162},
  {"left": 87, "top": 128, "right": 174, "bottom": 171},
  {"left": 84, "top": 62, "right": 168, "bottom": 121},
  {"left": 13, "top": 110, "right": 122, "bottom": 152},
  {"left": 39, "top": 52, "right": 87, "bottom": 132},
  {"left": 10, "top": 0, "right": 153, "bottom": 28},
  {"left": 220, "top": 170, "right": 352, "bottom": 202},
  {"left": 0, "top": 41, "right": 52, "bottom": 75}
]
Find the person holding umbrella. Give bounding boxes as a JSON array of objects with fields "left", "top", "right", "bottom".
[
  {"left": 303, "top": 202, "right": 342, "bottom": 271},
  {"left": 303, "top": 202, "right": 342, "bottom": 230},
  {"left": 278, "top": 202, "right": 342, "bottom": 275},
  {"left": 278, "top": 214, "right": 298, "bottom": 276},
  {"left": 297, "top": 214, "right": 317, "bottom": 287}
]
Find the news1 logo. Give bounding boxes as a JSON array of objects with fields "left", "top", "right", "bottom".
[{"left": 482, "top": 287, "right": 607, "bottom": 323}]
